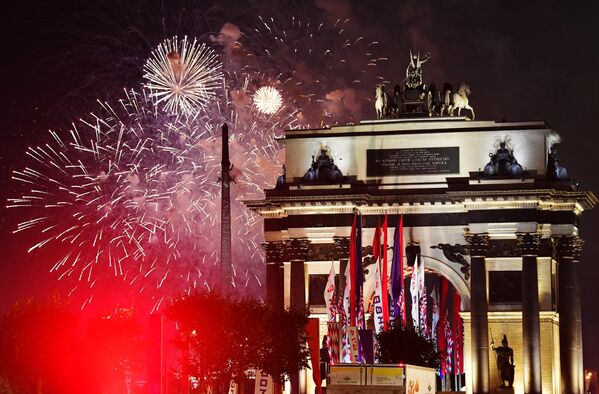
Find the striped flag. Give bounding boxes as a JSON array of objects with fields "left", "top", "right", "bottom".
[
  {"left": 327, "top": 322, "right": 340, "bottom": 364},
  {"left": 324, "top": 262, "right": 336, "bottom": 322},
  {"left": 430, "top": 286, "right": 440, "bottom": 342},
  {"left": 445, "top": 317, "right": 453, "bottom": 374},
  {"left": 349, "top": 214, "right": 357, "bottom": 326},
  {"left": 419, "top": 286, "right": 428, "bottom": 336}
]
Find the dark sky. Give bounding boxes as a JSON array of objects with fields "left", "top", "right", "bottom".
[{"left": 1, "top": 0, "right": 599, "bottom": 372}]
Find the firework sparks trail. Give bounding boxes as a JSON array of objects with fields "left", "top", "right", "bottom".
[
  {"left": 144, "top": 36, "right": 223, "bottom": 117},
  {"left": 10, "top": 13, "right": 383, "bottom": 310}
]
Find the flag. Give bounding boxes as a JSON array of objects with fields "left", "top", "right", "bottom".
[
  {"left": 391, "top": 215, "right": 405, "bottom": 326},
  {"left": 419, "top": 286, "right": 428, "bottom": 336},
  {"left": 445, "top": 318, "right": 453, "bottom": 375},
  {"left": 327, "top": 322, "right": 340, "bottom": 365},
  {"left": 409, "top": 260, "right": 419, "bottom": 329},
  {"left": 354, "top": 213, "right": 365, "bottom": 329},
  {"left": 305, "top": 318, "right": 322, "bottom": 394},
  {"left": 342, "top": 262, "right": 352, "bottom": 362},
  {"left": 349, "top": 214, "right": 357, "bottom": 326},
  {"left": 373, "top": 256, "right": 385, "bottom": 334},
  {"left": 381, "top": 214, "right": 390, "bottom": 329},
  {"left": 417, "top": 255, "right": 427, "bottom": 335},
  {"left": 453, "top": 290, "right": 463, "bottom": 375},
  {"left": 324, "top": 262, "right": 336, "bottom": 322},
  {"left": 430, "top": 286, "right": 440, "bottom": 342},
  {"left": 438, "top": 278, "right": 449, "bottom": 376}
]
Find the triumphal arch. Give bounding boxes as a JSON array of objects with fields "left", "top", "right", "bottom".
[{"left": 246, "top": 115, "right": 595, "bottom": 393}]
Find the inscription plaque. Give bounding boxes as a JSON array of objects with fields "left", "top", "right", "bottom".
[{"left": 367, "top": 147, "right": 459, "bottom": 176}]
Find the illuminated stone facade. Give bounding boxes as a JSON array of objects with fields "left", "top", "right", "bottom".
[{"left": 247, "top": 117, "right": 596, "bottom": 394}]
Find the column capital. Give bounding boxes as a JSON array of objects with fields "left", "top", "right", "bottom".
[
  {"left": 261, "top": 241, "right": 285, "bottom": 264},
  {"left": 551, "top": 235, "right": 584, "bottom": 261},
  {"left": 284, "top": 238, "right": 310, "bottom": 261},
  {"left": 516, "top": 232, "right": 542, "bottom": 256},
  {"left": 333, "top": 236, "right": 351, "bottom": 259},
  {"left": 464, "top": 231, "right": 490, "bottom": 257}
]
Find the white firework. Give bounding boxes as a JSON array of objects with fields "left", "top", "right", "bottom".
[
  {"left": 253, "top": 86, "right": 283, "bottom": 115},
  {"left": 143, "top": 36, "right": 223, "bottom": 117}
]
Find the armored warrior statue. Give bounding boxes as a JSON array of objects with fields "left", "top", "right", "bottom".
[
  {"left": 491, "top": 335, "right": 515, "bottom": 388},
  {"left": 405, "top": 50, "right": 431, "bottom": 89},
  {"left": 483, "top": 142, "right": 523, "bottom": 177},
  {"left": 547, "top": 145, "right": 569, "bottom": 180},
  {"left": 303, "top": 148, "right": 343, "bottom": 182}
]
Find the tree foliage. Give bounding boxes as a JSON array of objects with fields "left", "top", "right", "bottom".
[
  {"left": 166, "top": 292, "right": 310, "bottom": 390},
  {"left": 376, "top": 324, "right": 440, "bottom": 369}
]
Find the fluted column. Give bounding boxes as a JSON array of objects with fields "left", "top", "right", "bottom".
[
  {"left": 262, "top": 241, "right": 284, "bottom": 310},
  {"left": 517, "top": 232, "right": 542, "bottom": 394},
  {"left": 465, "top": 232, "right": 491, "bottom": 394},
  {"left": 285, "top": 238, "right": 310, "bottom": 394},
  {"left": 334, "top": 236, "right": 351, "bottom": 297},
  {"left": 552, "top": 235, "right": 584, "bottom": 394}
]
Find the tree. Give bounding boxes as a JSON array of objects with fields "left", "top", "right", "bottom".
[
  {"left": 376, "top": 324, "right": 440, "bottom": 369},
  {"left": 166, "top": 292, "right": 310, "bottom": 393},
  {"left": 77, "top": 308, "right": 144, "bottom": 394},
  {"left": 0, "top": 295, "right": 78, "bottom": 394}
]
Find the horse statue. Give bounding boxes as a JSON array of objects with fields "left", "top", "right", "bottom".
[
  {"left": 439, "top": 83, "right": 453, "bottom": 116},
  {"left": 448, "top": 81, "right": 475, "bottom": 120},
  {"left": 375, "top": 84, "right": 389, "bottom": 119}
]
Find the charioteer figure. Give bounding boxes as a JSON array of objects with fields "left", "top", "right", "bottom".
[{"left": 491, "top": 335, "right": 515, "bottom": 388}]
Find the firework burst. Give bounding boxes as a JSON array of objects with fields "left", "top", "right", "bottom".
[
  {"left": 253, "top": 86, "right": 283, "bottom": 114},
  {"left": 144, "top": 36, "right": 223, "bottom": 117}
]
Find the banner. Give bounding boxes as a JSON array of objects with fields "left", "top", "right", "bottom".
[
  {"left": 355, "top": 214, "right": 365, "bottom": 329},
  {"left": 305, "top": 318, "right": 322, "bottom": 394},
  {"left": 254, "top": 370, "right": 273, "bottom": 394},
  {"left": 324, "top": 262, "right": 336, "bottom": 321},
  {"left": 348, "top": 326, "right": 360, "bottom": 362},
  {"left": 349, "top": 215, "right": 357, "bottom": 326},
  {"left": 410, "top": 260, "right": 419, "bottom": 329},
  {"left": 373, "top": 257, "right": 385, "bottom": 334}
]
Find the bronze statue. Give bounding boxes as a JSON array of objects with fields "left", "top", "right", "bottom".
[
  {"left": 547, "top": 145, "right": 569, "bottom": 180},
  {"left": 491, "top": 335, "right": 515, "bottom": 388},
  {"left": 405, "top": 50, "right": 431, "bottom": 89}
]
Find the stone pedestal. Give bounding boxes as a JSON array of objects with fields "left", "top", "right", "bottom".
[
  {"left": 552, "top": 235, "right": 584, "bottom": 394},
  {"left": 517, "top": 233, "right": 542, "bottom": 394},
  {"left": 465, "top": 232, "right": 490, "bottom": 394}
]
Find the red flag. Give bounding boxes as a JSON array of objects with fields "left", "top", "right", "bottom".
[
  {"left": 381, "top": 214, "right": 390, "bottom": 329},
  {"left": 349, "top": 214, "right": 357, "bottom": 326},
  {"left": 438, "top": 277, "right": 450, "bottom": 376},
  {"left": 305, "top": 318, "right": 322, "bottom": 394},
  {"left": 453, "top": 290, "right": 463, "bottom": 374}
]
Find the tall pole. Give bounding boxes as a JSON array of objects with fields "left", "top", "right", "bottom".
[{"left": 220, "top": 124, "right": 232, "bottom": 292}]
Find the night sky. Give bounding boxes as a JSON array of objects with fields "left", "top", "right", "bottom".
[{"left": 1, "top": 0, "right": 599, "bottom": 373}]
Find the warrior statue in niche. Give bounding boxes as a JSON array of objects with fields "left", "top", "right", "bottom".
[
  {"left": 547, "top": 145, "right": 569, "bottom": 180},
  {"left": 491, "top": 335, "right": 515, "bottom": 388}
]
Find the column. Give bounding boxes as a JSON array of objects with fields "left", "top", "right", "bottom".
[
  {"left": 465, "top": 232, "right": 490, "bottom": 394},
  {"left": 262, "top": 241, "right": 284, "bottom": 310},
  {"left": 552, "top": 235, "right": 584, "bottom": 394},
  {"left": 334, "top": 236, "right": 351, "bottom": 297},
  {"left": 517, "top": 232, "right": 542, "bottom": 394},
  {"left": 284, "top": 238, "right": 310, "bottom": 394}
]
